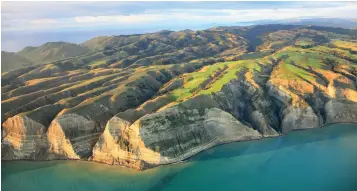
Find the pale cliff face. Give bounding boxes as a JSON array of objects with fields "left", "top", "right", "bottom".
[
  {"left": 2, "top": 115, "right": 48, "bottom": 160},
  {"left": 91, "top": 106, "right": 262, "bottom": 169}
]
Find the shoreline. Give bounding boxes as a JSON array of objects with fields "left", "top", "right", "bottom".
[{"left": 2, "top": 122, "right": 357, "bottom": 171}]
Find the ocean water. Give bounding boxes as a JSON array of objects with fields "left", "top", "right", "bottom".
[{"left": 2, "top": 123, "right": 357, "bottom": 191}]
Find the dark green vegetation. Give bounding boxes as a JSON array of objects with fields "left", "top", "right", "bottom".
[{"left": 1, "top": 24, "right": 357, "bottom": 167}]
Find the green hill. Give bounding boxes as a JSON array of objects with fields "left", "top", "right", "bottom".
[
  {"left": 1, "top": 51, "right": 33, "bottom": 72},
  {"left": 18, "top": 42, "right": 90, "bottom": 64},
  {"left": 2, "top": 42, "right": 91, "bottom": 72}
]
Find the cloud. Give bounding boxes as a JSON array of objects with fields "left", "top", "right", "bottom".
[
  {"left": 74, "top": 14, "right": 164, "bottom": 24},
  {"left": 30, "top": 19, "right": 56, "bottom": 24},
  {"left": 2, "top": 2, "right": 357, "bottom": 32}
]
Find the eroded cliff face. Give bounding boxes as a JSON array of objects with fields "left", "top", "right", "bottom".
[
  {"left": 2, "top": 26, "right": 357, "bottom": 169},
  {"left": 2, "top": 115, "right": 48, "bottom": 160},
  {"left": 91, "top": 100, "right": 262, "bottom": 169},
  {"left": 3, "top": 63, "right": 357, "bottom": 169},
  {"left": 90, "top": 63, "right": 357, "bottom": 169},
  {"left": 325, "top": 99, "right": 357, "bottom": 123},
  {"left": 47, "top": 113, "right": 100, "bottom": 159},
  {"left": 213, "top": 71, "right": 281, "bottom": 137}
]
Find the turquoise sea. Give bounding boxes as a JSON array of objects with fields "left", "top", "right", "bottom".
[{"left": 2, "top": 123, "right": 357, "bottom": 191}]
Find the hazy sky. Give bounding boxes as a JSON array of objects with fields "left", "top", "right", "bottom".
[{"left": 2, "top": 1, "right": 357, "bottom": 51}]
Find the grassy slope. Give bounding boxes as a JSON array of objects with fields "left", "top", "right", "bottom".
[
  {"left": 2, "top": 25, "right": 357, "bottom": 126},
  {"left": 1, "top": 51, "right": 33, "bottom": 72},
  {"left": 332, "top": 40, "right": 357, "bottom": 51},
  {"left": 154, "top": 38, "right": 357, "bottom": 110},
  {"left": 18, "top": 42, "right": 90, "bottom": 64}
]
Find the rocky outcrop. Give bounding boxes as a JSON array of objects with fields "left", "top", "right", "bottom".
[
  {"left": 325, "top": 99, "right": 357, "bottom": 123},
  {"left": 280, "top": 106, "right": 322, "bottom": 133},
  {"left": 1, "top": 115, "right": 48, "bottom": 160},
  {"left": 47, "top": 113, "right": 101, "bottom": 159},
  {"left": 213, "top": 77, "right": 280, "bottom": 137},
  {"left": 91, "top": 103, "right": 262, "bottom": 169}
]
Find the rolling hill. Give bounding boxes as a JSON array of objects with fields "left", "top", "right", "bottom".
[
  {"left": 18, "top": 41, "right": 90, "bottom": 64},
  {"left": 2, "top": 24, "right": 357, "bottom": 169},
  {"left": 1, "top": 51, "right": 33, "bottom": 72},
  {"left": 247, "top": 18, "right": 357, "bottom": 29},
  {"left": 1, "top": 42, "right": 90, "bottom": 72}
]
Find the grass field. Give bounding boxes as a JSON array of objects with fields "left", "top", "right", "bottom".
[
  {"left": 295, "top": 38, "right": 315, "bottom": 47},
  {"left": 332, "top": 40, "right": 357, "bottom": 51}
]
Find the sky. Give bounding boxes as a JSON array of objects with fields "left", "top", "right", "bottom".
[{"left": 2, "top": 1, "right": 357, "bottom": 52}]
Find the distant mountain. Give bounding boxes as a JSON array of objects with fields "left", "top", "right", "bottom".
[
  {"left": 18, "top": 42, "right": 90, "bottom": 64},
  {"left": 1, "top": 42, "right": 91, "bottom": 72},
  {"left": 82, "top": 36, "right": 115, "bottom": 51},
  {"left": 3, "top": 21, "right": 357, "bottom": 73},
  {"left": 1, "top": 51, "right": 33, "bottom": 72},
  {"left": 245, "top": 18, "right": 357, "bottom": 29}
]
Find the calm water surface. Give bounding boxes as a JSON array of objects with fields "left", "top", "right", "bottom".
[{"left": 2, "top": 124, "right": 357, "bottom": 191}]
